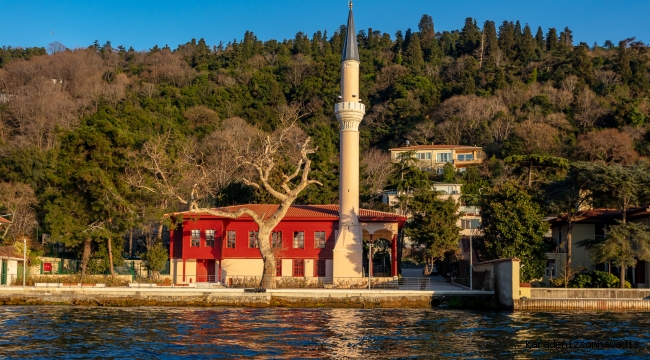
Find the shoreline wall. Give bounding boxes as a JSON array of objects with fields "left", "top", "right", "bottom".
[{"left": 0, "top": 287, "right": 488, "bottom": 308}]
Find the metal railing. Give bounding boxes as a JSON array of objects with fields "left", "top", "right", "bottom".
[
  {"left": 223, "top": 276, "right": 493, "bottom": 291},
  {"left": 0, "top": 273, "right": 493, "bottom": 292}
]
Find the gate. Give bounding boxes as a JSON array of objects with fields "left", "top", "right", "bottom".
[{"left": 1, "top": 261, "right": 6, "bottom": 285}]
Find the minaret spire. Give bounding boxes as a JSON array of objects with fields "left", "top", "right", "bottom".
[{"left": 341, "top": 1, "right": 359, "bottom": 62}]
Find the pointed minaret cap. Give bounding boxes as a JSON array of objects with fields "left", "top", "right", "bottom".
[{"left": 341, "top": 1, "right": 359, "bottom": 62}]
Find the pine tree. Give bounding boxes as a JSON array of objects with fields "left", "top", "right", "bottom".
[
  {"left": 498, "top": 21, "right": 517, "bottom": 61},
  {"left": 616, "top": 40, "right": 632, "bottom": 83},
  {"left": 518, "top": 24, "right": 536, "bottom": 62},
  {"left": 403, "top": 32, "right": 425, "bottom": 71},
  {"left": 572, "top": 43, "right": 593, "bottom": 84},
  {"left": 483, "top": 20, "right": 499, "bottom": 67},
  {"left": 458, "top": 17, "right": 481, "bottom": 55},
  {"left": 546, "top": 28, "right": 559, "bottom": 51},
  {"left": 418, "top": 14, "right": 438, "bottom": 61},
  {"left": 559, "top": 26, "right": 574, "bottom": 49},
  {"left": 535, "top": 26, "right": 545, "bottom": 53}
]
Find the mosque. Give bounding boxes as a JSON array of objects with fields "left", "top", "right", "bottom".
[{"left": 168, "top": 4, "right": 406, "bottom": 283}]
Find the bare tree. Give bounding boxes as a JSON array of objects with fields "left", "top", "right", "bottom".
[
  {"left": 514, "top": 120, "right": 561, "bottom": 155},
  {"left": 574, "top": 86, "right": 608, "bottom": 131},
  {"left": 0, "top": 182, "right": 37, "bottom": 242},
  {"left": 575, "top": 129, "right": 639, "bottom": 165},
  {"left": 47, "top": 41, "right": 67, "bottom": 55},
  {"left": 284, "top": 54, "right": 312, "bottom": 88},
  {"left": 187, "top": 120, "right": 322, "bottom": 287},
  {"left": 131, "top": 108, "right": 321, "bottom": 287},
  {"left": 361, "top": 149, "right": 394, "bottom": 196}
]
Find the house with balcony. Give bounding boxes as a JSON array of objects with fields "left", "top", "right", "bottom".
[
  {"left": 389, "top": 145, "right": 485, "bottom": 173},
  {"left": 547, "top": 207, "right": 650, "bottom": 288}
]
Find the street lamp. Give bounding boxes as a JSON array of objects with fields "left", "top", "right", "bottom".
[{"left": 469, "top": 222, "right": 473, "bottom": 291}]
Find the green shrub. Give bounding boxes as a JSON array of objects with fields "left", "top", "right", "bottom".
[{"left": 568, "top": 270, "right": 632, "bottom": 288}]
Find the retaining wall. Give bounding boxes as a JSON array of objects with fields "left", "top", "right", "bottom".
[
  {"left": 531, "top": 288, "right": 650, "bottom": 299},
  {"left": 517, "top": 298, "right": 650, "bottom": 311},
  {"left": 0, "top": 287, "right": 491, "bottom": 308}
]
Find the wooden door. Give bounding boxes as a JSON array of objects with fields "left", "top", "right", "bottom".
[{"left": 196, "top": 260, "right": 208, "bottom": 282}]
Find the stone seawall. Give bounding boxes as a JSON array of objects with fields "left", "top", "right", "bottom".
[
  {"left": 0, "top": 288, "right": 487, "bottom": 308},
  {"left": 517, "top": 298, "right": 650, "bottom": 311}
]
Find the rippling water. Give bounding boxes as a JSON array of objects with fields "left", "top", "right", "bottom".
[{"left": 0, "top": 306, "right": 648, "bottom": 358}]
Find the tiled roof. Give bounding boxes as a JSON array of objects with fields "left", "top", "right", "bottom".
[
  {"left": 389, "top": 145, "right": 482, "bottom": 151},
  {"left": 0, "top": 245, "right": 20, "bottom": 259},
  {"left": 0, "top": 217, "right": 11, "bottom": 224},
  {"left": 180, "top": 204, "right": 406, "bottom": 222}
]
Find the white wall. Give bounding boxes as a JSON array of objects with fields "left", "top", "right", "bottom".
[{"left": 222, "top": 258, "right": 264, "bottom": 278}]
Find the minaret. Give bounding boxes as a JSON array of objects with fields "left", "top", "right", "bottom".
[{"left": 333, "top": 1, "right": 365, "bottom": 278}]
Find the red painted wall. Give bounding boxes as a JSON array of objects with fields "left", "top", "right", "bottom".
[
  {"left": 177, "top": 217, "right": 337, "bottom": 261},
  {"left": 181, "top": 219, "right": 223, "bottom": 260}
]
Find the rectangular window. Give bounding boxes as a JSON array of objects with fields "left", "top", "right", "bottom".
[
  {"left": 205, "top": 229, "right": 215, "bottom": 247},
  {"left": 190, "top": 229, "right": 200, "bottom": 247},
  {"left": 457, "top": 154, "right": 474, "bottom": 161},
  {"left": 314, "top": 231, "right": 326, "bottom": 249},
  {"left": 249, "top": 231, "right": 258, "bottom": 248},
  {"left": 436, "top": 152, "right": 452, "bottom": 163},
  {"left": 272, "top": 231, "right": 282, "bottom": 249},
  {"left": 293, "top": 259, "right": 304, "bottom": 276},
  {"left": 293, "top": 231, "right": 304, "bottom": 249},
  {"left": 226, "top": 230, "right": 236, "bottom": 248},
  {"left": 416, "top": 152, "right": 431, "bottom": 160},
  {"left": 462, "top": 219, "right": 480, "bottom": 229},
  {"left": 315, "top": 259, "right": 326, "bottom": 277},
  {"left": 276, "top": 259, "right": 282, "bottom": 277}
]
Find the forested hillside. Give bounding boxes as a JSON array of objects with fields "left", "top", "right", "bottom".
[{"left": 1, "top": 15, "right": 649, "bottom": 270}]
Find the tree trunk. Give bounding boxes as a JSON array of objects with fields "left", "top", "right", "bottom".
[
  {"left": 620, "top": 265, "right": 626, "bottom": 289},
  {"left": 257, "top": 227, "right": 276, "bottom": 289},
  {"left": 157, "top": 223, "right": 164, "bottom": 241},
  {"left": 528, "top": 160, "right": 533, "bottom": 188},
  {"left": 129, "top": 230, "right": 133, "bottom": 258},
  {"left": 107, "top": 237, "right": 115, "bottom": 277},
  {"left": 81, "top": 238, "right": 92, "bottom": 280}
]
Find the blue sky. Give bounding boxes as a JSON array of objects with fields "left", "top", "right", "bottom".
[{"left": 1, "top": 0, "right": 648, "bottom": 51}]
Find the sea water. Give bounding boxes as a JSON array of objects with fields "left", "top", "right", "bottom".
[{"left": 0, "top": 306, "right": 648, "bottom": 358}]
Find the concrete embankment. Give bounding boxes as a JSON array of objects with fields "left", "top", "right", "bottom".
[
  {"left": 517, "top": 288, "right": 650, "bottom": 311},
  {"left": 0, "top": 287, "right": 491, "bottom": 308}
]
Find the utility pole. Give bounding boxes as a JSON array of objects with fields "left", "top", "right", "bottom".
[
  {"left": 469, "top": 222, "right": 473, "bottom": 291},
  {"left": 23, "top": 237, "right": 26, "bottom": 287},
  {"left": 368, "top": 240, "right": 373, "bottom": 290}
]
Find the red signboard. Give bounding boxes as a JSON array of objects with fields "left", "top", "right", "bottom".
[{"left": 43, "top": 262, "right": 52, "bottom": 272}]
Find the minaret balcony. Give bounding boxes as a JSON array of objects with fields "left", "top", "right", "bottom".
[{"left": 334, "top": 102, "right": 365, "bottom": 131}]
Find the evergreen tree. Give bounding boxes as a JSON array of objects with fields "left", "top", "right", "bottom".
[
  {"left": 458, "top": 17, "right": 481, "bottom": 55},
  {"left": 483, "top": 20, "right": 499, "bottom": 67},
  {"left": 403, "top": 32, "right": 425, "bottom": 71},
  {"left": 535, "top": 26, "right": 545, "bottom": 52},
  {"left": 572, "top": 43, "right": 594, "bottom": 84},
  {"left": 518, "top": 24, "right": 536, "bottom": 62},
  {"left": 559, "top": 26, "right": 574, "bottom": 49},
  {"left": 498, "top": 21, "right": 517, "bottom": 60},
  {"left": 406, "top": 189, "right": 462, "bottom": 275},
  {"left": 616, "top": 40, "right": 632, "bottom": 83},
  {"left": 418, "top": 14, "right": 439, "bottom": 61},
  {"left": 546, "top": 28, "right": 559, "bottom": 51},
  {"left": 480, "top": 182, "right": 548, "bottom": 282}
]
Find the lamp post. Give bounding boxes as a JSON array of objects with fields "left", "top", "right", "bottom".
[
  {"left": 469, "top": 222, "right": 473, "bottom": 291},
  {"left": 368, "top": 238, "right": 373, "bottom": 290},
  {"left": 23, "top": 237, "right": 26, "bottom": 287}
]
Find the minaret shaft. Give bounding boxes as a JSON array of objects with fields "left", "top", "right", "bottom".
[{"left": 333, "top": 7, "right": 365, "bottom": 278}]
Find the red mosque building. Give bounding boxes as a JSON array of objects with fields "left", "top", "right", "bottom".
[{"left": 169, "top": 205, "right": 406, "bottom": 283}]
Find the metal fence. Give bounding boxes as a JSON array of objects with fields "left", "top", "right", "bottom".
[{"left": 1, "top": 272, "right": 492, "bottom": 292}]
